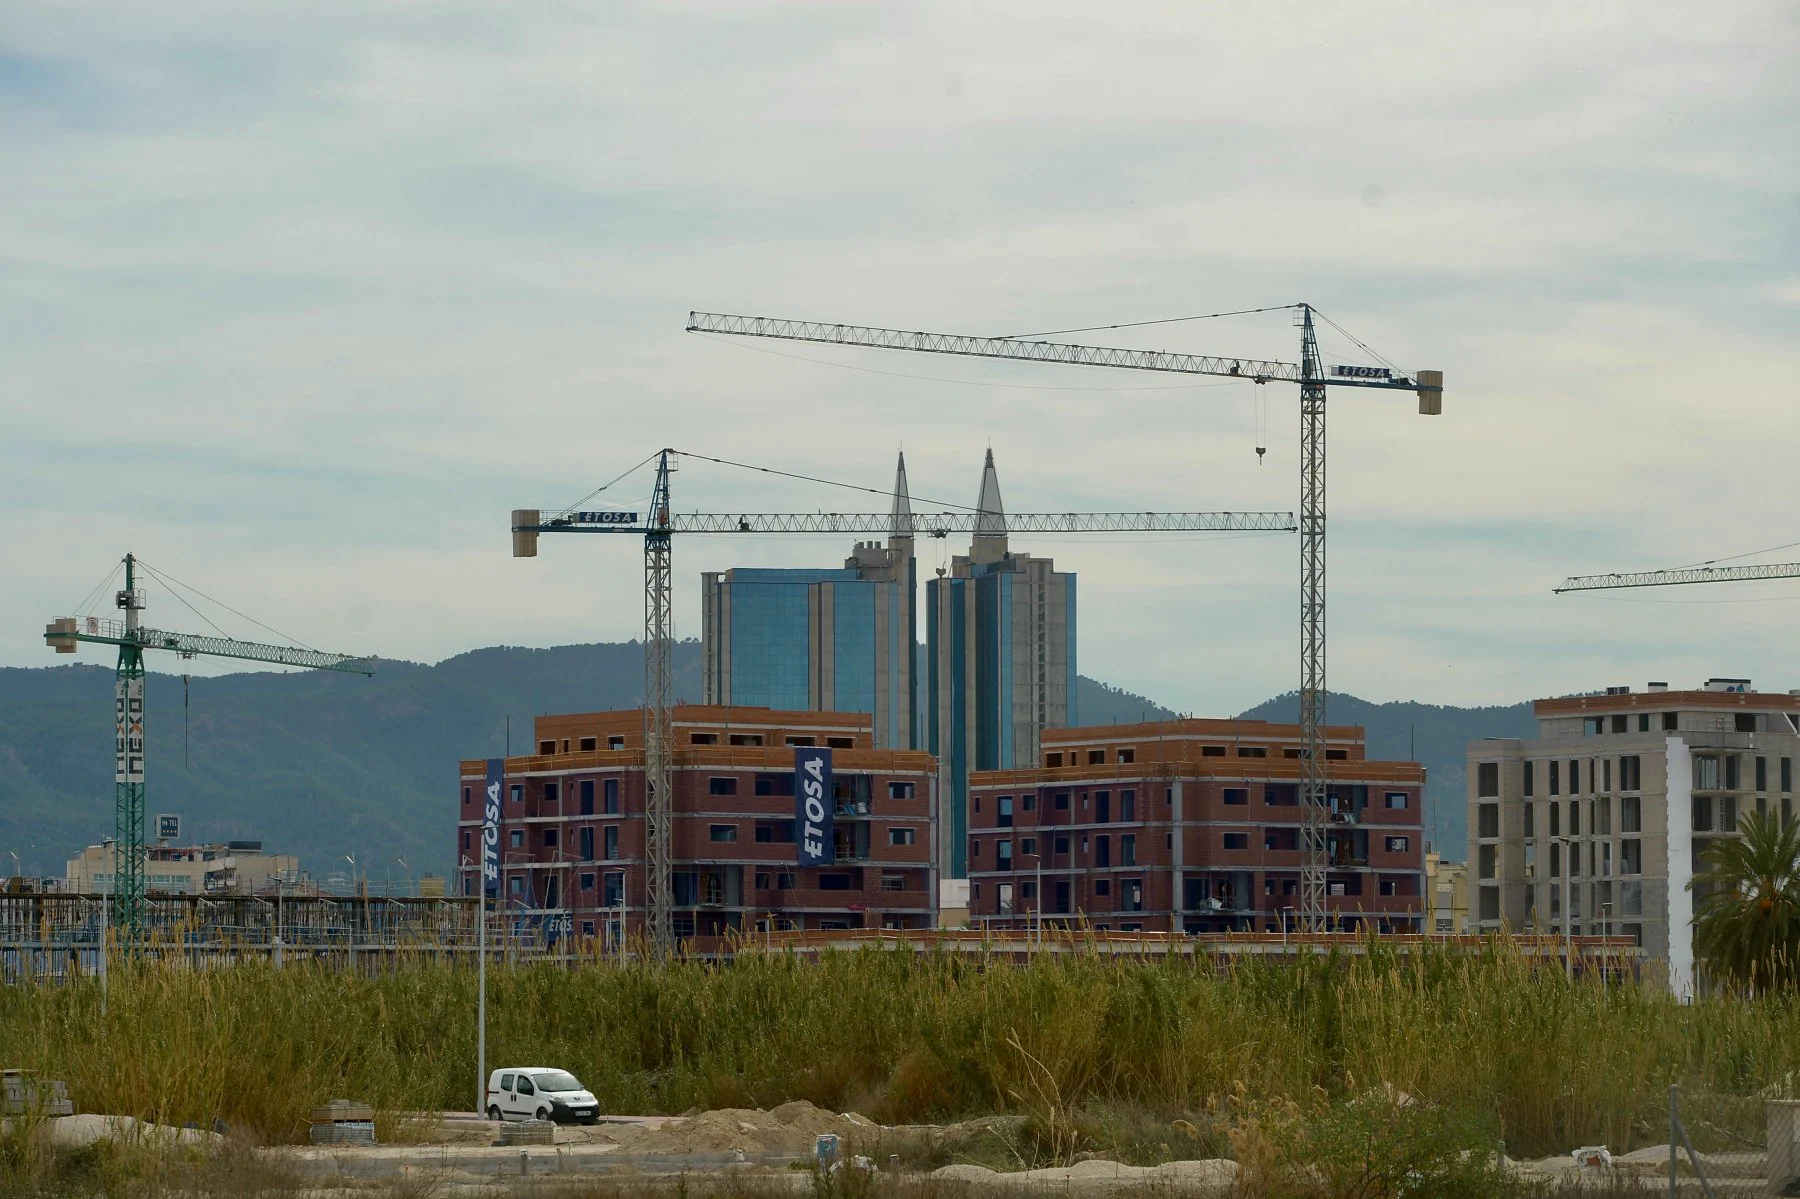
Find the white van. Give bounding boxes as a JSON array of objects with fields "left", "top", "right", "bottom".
[{"left": 485, "top": 1067, "right": 599, "bottom": 1124}]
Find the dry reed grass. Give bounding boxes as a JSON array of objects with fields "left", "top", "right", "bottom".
[{"left": 1, "top": 937, "right": 1793, "bottom": 1161}]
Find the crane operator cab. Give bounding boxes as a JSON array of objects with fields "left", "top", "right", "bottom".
[{"left": 486, "top": 1067, "right": 599, "bottom": 1124}]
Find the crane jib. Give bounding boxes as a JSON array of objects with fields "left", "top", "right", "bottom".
[{"left": 687, "top": 312, "right": 1437, "bottom": 394}]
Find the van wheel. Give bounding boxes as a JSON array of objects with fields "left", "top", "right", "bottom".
[
  {"left": 536, "top": 1107, "right": 551, "bottom": 1122},
  {"left": 487, "top": 1105, "right": 502, "bottom": 1122}
]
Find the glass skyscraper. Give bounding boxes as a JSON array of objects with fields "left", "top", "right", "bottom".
[
  {"left": 700, "top": 455, "right": 918, "bottom": 750},
  {"left": 928, "top": 450, "right": 1078, "bottom": 877}
]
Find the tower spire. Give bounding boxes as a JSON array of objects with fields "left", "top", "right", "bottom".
[
  {"left": 971, "top": 447, "right": 1008, "bottom": 564},
  {"left": 889, "top": 450, "right": 914, "bottom": 541}
]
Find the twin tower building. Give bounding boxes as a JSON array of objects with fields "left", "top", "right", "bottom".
[{"left": 700, "top": 451, "right": 1076, "bottom": 875}]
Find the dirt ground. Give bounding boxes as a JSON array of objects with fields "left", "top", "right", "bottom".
[{"left": 27, "top": 1104, "right": 1766, "bottom": 1196}]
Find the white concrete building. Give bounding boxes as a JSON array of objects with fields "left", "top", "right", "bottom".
[
  {"left": 1468, "top": 678, "right": 1800, "bottom": 994},
  {"left": 66, "top": 840, "right": 300, "bottom": 896}
]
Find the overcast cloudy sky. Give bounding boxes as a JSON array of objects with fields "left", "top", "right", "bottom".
[{"left": 4, "top": 1, "right": 1797, "bottom": 715}]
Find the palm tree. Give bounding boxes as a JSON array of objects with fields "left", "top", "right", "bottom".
[{"left": 1691, "top": 809, "right": 1800, "bottom": 990}]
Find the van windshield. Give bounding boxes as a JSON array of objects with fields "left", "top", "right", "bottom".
[{"left": 534, "top": 1072, "right": 583, "bottom": 1092}]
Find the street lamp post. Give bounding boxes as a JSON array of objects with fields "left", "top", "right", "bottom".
[
  {"left": 1545, "top": 836, "right": 1575, "bottom": 981},
  {"left": 343, "top": 854, "right": 358, "bottom": 972},
  {"left": 1021, "top": 852, "right": 1043, "bottom": 948},
  {"left": 1598, "top": 901, "right": 1613, "bottom": 990}
]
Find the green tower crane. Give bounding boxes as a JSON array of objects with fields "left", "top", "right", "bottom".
[{"left": 45, "top": 553, "right": 375, "bottom": 942}]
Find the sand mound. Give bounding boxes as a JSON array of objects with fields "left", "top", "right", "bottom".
[
  {"left": 40, "top": 1115, "right": 224, "bottom": 1151},
  {"left": 931, "top": 1158, "right": 1237, "bottom": 1194},
  {"left": 592, "top": 1101, "right": 870, "bottom": 1156}
]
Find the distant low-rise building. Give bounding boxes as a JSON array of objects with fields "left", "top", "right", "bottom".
[
  {"left": 937, "top": 878, "right": 971, "bottom": 929},
  {"left": 1467, "top": 678, "right": 1800, "bottom": 993},
  {"left": 65, "top": 840, "right": 300, "bottom": 896},
  {"left": 1424, "top": 852, "right": 1468, "bottom": 935}
]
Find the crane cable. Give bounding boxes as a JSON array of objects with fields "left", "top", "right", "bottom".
[
  {"left": 672, "top": 449, "right": 985, "bottom": 514},
  {"left": 1255, "top": 385, "right": 1268, "bottom": 465},
  {"left": 691, "top": 331, "right": 1255, "bottom": 393},
  {"left": 72, "top": 560, "right": 125, "bottom": 618},
  {"left": 135, "top": 560, "right": 234, "bottom": 641},
  {"left": 554, "top": 449, "right": 665, "bottom": 519},
  {"left": 1669, "top": 539, "right": 1800, "bottom": 571},
  {"left": 134, "top": 558, "right": 321, "bottom": 653},
  {"left": 998, "top": 304, "right": 1302, "bottom": 340},
  {"left": 1312, "top": 308, "right": 1404, "bottom": 375}
]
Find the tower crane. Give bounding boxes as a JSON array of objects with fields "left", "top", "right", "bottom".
[
  {"left": 1556, "top": 562, "right": 1800, "bottom": 592},
  {"left": 684, "top": 307, "right": 1444, "bottom": 933},
  {"left": 512, "top": 448, "right": 1296, "bottom": 952},
  {"left": 45, "top": 554, "right": 375, "bottom": 942}
]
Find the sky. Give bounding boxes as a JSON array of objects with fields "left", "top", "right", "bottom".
[{"left": 3, "top": 1, "right": 1798, "bottom": 716}]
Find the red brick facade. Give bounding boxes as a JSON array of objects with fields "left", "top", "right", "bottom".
[
  {"left": 966, "top": 719, "right": 1426, "bottom": 934},
  {"left": 457, "top": 706, "right": 936, "bottom": 953}
]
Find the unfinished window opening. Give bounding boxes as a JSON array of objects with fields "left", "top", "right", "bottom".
[
  {"left": 729, "top": 734, "right": 763, "bottom": 746},
  {"left": 689, "top": 733, "right": 719, "bottom": 745},
  {"left": 579, "top": 737, "right": 597, "bottom": 752}
]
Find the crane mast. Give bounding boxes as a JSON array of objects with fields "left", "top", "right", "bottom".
[
  {"left": 687, "top": 306, "right": 1443, "bottom": 933},
  {"left": 45, "top": 553, "right": 374, "bottom": 943},
  {"left": 513, "top": 452, "right": 1295, "bottom": 952},
  {"left": 117, "top": 555, "right": 146, "bottom": 937},
  {"left": 642, "top": 452, "right": 675, "bottom": 952},
  {"left": 1297, "top": 307, "right": 1329, "bottom": 931}
]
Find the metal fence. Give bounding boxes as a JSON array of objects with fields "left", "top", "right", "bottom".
[{"left": 1667, "top": 1084, "right": 1782, "bottom": 1197}]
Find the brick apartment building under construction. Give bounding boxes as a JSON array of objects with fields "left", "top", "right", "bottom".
[
  {"left": 456, "top": 706, "right": 937, "bottom": 950},
  {"left": 965, "top": 719, "right": 1426, "bottom": 933}
]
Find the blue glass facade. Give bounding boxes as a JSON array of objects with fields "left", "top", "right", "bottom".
[
  {"left": 832, "top": 580, "right": 876, "bottom": 716},
  {"left": 929, "top": 556, "right": 1077, "bottom": 877},
  {"left": 702, "top": 560, "right": 916, "bottom": 750},
  {"left": 722, "top": 569, "right": 844, "bottom": 712}
]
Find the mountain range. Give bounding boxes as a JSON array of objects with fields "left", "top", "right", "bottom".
[{"left": 0, "top": 642, "right": 1534, "bottom": 878}]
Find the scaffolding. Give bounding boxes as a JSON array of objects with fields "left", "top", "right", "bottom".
[{"left": 0, "top": 892, "right": 538, "bottom": 980}]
